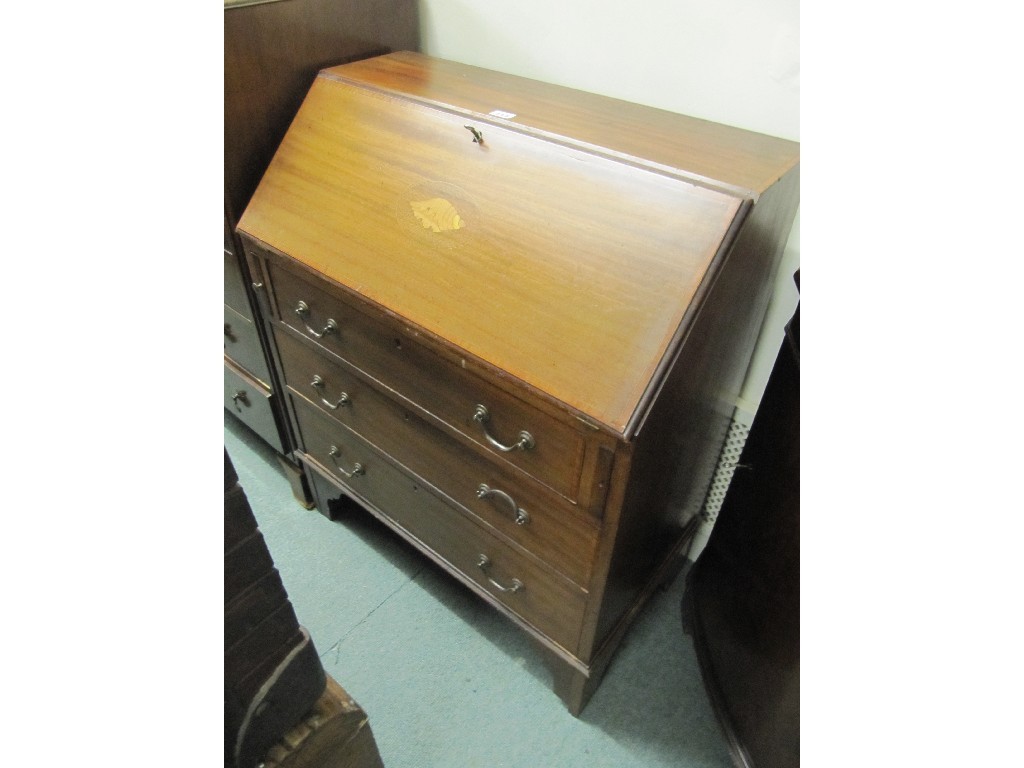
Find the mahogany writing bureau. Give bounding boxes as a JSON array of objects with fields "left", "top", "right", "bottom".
[{"left": 237, "top": 52, "right": 799, "bottom": 714}]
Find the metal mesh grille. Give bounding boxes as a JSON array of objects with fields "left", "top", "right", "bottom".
[{"left": 699, "top": 419, "right": 750, "bottom": 525}]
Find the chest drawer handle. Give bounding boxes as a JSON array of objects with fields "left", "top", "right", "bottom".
[
  {"left": 472, "top": 405, "right": 535, "bottom": 453},
  {"left": 311, "top": 375, "right": 351, "bottom": 410},
  {"left": 294, "top": 301, "right": 339, "bottom": 340},
  {"left": 328, "top": 446, "right": 365, "bottom": 479},
  {"left": 476, "top": 484, "right": 530, "bottom": 526},
  {"left": 231, "top": 390, "right": 249, "bottom": 412},
  {"left": 476, "top": 555, "right": 523, "bottom": 594}
]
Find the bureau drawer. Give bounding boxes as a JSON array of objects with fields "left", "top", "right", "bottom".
[
  {"left": 277, "top": 330, "right": 600, "bottom": 587},
  {"left": 224, "top": 304, "right": 271, "bottom": 383},
  {"left": 294, "top": 398, "right": 587, "bottom": 652},
  {"left": 265, "top": 258, "right": 586, "bottom": 501},
  {"left": 224, "top": 248, "right": 253, "bottom": 319},
  {"left": 225, "top": 360, "right": 284, "bottom": 453}
]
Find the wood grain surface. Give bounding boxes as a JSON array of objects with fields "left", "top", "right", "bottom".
[
  {"left": 239, "top": 71, "right": 744, "bottom": 433},
  {"left": 326, "top": 52, "right": 799, "bottom": 196}
]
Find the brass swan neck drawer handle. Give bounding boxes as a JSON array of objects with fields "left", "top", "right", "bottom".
[
  {"left": 311, "top": 375, "right": 351, "bottom": 410},
  {"left": 231, "top": 390, "right": 249, "bottom": 412},
  {"left": 477, "top": 555, "right": 523, "bottom": 594},
  {"left": 477, "top": 484, "right": 530, "bottom": 526},
  {"left": 294, "top": 300, "right": 338, "bottom": 339},
  {"left": 328, "top": 446, "right": 364, "bottom": 479},
  {"left": 472, "top": 405, "right": 535, "bottom": 453}
]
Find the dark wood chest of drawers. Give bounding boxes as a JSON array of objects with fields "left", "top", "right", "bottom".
[{"left": 237, "top": 52, "right": 799, "bottom": 714}]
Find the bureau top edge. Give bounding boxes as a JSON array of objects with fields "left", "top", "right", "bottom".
[{"left": 321, "top": 51, "right": 799, "bottom": 197}]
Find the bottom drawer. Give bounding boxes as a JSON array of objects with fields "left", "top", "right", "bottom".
[
  {"left": 225, "top": 360, "right": 284, "bottom": 453},
  {"left": 293, "top": 395, "right": 587, "bottom": 654}
]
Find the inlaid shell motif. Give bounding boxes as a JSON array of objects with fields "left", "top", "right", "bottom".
[{"left": 410, "top": 198, "right": 465, "bottom": 233}]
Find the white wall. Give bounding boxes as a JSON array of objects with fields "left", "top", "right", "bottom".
[{"left": 417, "top": 0, "right": 800, "bottom": 416}]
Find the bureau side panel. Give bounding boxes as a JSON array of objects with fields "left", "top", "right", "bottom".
[{"left": 587, "top": 166, "right": 800, "bottom": 654}]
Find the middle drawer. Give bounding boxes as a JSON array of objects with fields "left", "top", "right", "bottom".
[{"left": 276, "top": 328, "right": 600, "bottom": 588}]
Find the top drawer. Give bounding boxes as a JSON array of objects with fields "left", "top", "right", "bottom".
[{"left": 262, "top": 256, "right": 587, "bottom": 501}]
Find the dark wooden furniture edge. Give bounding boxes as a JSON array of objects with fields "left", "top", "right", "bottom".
[{"left": 682, "top": 571, "right": 755, "bottom": 768}]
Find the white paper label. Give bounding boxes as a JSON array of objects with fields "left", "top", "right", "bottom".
[{"left": 488, "top": 109, "right": 517, "bottom": 120}]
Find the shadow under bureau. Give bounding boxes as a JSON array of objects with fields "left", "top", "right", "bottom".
[{"left": 237, "top": 52, "right": 799, "bottom": 715}]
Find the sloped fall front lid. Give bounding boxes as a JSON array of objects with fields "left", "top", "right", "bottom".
[{"left": 238, "top": 53, "right": 797, "bottom": 435}]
